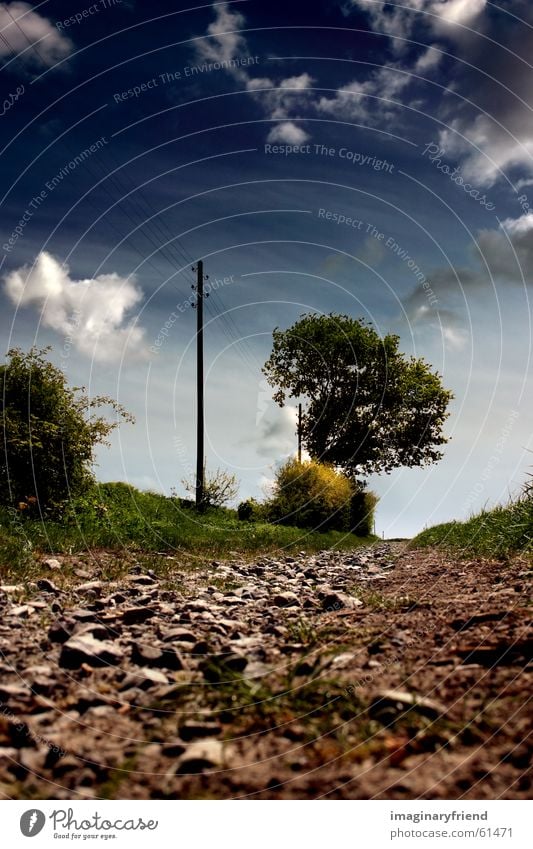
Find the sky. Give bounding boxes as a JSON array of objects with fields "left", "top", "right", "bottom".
[{"left": 1, "top": 0, "right": 532, "bottom": 537}]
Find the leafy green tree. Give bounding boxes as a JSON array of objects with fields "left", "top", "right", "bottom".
[
  {"left": 0, "top": 347, "right": 133, "bottom": 511},
  {"left": 263, "top": 314, "right": 453, "bottom": 478}
]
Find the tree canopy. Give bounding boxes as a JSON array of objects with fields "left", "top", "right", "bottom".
[
  {"left": 0, "top": 347, "right": 133, "bottom": 511},
  {"left": 262, "top": 313, "right": 453, "bottom": 478}
]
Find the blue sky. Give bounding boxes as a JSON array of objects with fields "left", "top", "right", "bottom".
[{"left": 1, "top": 0, "right": 532, "bottom": 536}]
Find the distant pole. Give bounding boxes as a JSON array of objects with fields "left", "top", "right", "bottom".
[
  {"left": 195, "top": 260, "right": 205, "bottom": 509},
  {"left": 297, "top": 402, "right": 302, "bottom": 463}
]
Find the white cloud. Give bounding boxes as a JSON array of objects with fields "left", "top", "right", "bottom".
[
  {"left": 477, "top": 213, "right": 533, "bottom": 281},
  {"left": 430, "top": 0, "right": 486, "bottom": 31},
  {"left": 414, "top": 44, "right": 442, "bottom": 72},
  {"left": 317, "top": 66, "right": 412, "bottom": 122},
  {"left": 4, "top": 252, "right": 148, "bottom": 362},
  {"left": 196, "top": 1, "right": 247, "bottom": 69},
  {"left": 0, "top": 2, "right": 72, "bottom": 68},
  {"left": 198, "top": 5, "right": 314, "bottom": 139},
  {"left": 348, "top": 0, "right": 486, "bottom": 47},
  {"left": 439, "top": 116, "right": 533, "bottom": 187},
  {"left": 267, "top": 121, "right": 309, "bottom": 145},
  {"left": 253, "top": 404, "right": 298, "bottom": 459}
]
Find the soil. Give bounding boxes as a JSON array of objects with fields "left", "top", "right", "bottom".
[{"left": 0, "top": 543, "right": 531, "bottom": 799}]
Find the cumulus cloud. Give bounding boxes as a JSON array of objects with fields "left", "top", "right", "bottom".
[
  {"left": 317, "top": 65, "right": 412, "bottom": 123},
  {"left": 349, "top": 0, "right": 533, "bottom": 187},
  {"left": 198, "top": 4, "right": 314, "bottom": 140},
  {"left": 4, "top": 252, "right": 148, "bottom": 362},
  {"left": 0, "top": 2, "right": 72, "bottom": 68},
  {"left": 251, "top": 403, "right": 298, "bottom": 460},
  {"left": 477, "top": 214, "right": 533, "bottom": 281},
  {"left": 267, "top": 121, "right": 309, "bottom": 145},
  {"left": 348, "top": 0, "right": 486, "bottom": 48},
  {"left": 196, "top": 1, "right": 247, "bottom": 71},
  {"left": 401, "top": 212, "right": 533, "bottom": 343}
]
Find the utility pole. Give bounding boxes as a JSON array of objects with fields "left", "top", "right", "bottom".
[
  {"left": 297, "top": 402, "right": 302, "bottom": 463},
  {"left": 192, "top": 260, "right": 206, "bottom": 509}
]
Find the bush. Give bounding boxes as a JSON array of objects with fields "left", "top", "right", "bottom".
[
  {"left": 181, "top": 467, "right": 239, "bottom": 508},
  {"left": 0, "top": 347, "right": 133, "bottom": 512},
  {"left": 237, "top": 498, "right": 264, "bottom": 522},
  {"left": 350, "top": 489, "right": 379, "bottom": 536},
  {"left": 265, "top": 458, "right": 354, "bottom": 531}
]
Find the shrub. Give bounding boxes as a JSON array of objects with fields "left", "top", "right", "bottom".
[
  {"left": 181, "top": 467, "right": 239, "bottom": 508},
  {"left": 0, "top": 347, "right": 133, "bottom": 512},
  {"left": 350, "top": 489, "right": 379, "bottom": 536},
  {"left": 265, "top": 458, "right": 353, "bottom": 531},
  {"left": 237, "top": 498, "right": 263, "bottom": 522}
]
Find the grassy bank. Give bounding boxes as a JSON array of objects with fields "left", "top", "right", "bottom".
[
  {"left": 411, "top": 495, "right": 533, "bottom": 559},
  {"left": 0, "top": 482, "right": 376, "bottom": 579}
]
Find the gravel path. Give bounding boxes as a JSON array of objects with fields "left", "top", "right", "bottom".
[{"left": 0, "top": 543, "right": 531, "bottom": 799}]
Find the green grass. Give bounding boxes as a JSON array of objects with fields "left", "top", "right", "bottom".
[
  {"left": 0, "top": 481, "right": 376, "bottom": 579},
  {"left": 411, "top": 496, "right": 533, "bottom": 559}
]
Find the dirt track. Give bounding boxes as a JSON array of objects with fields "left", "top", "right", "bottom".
[{"left": 0, "top": 543, "right": 531, "bottom": 799}]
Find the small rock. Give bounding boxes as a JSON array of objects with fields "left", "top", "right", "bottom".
[
  {"left": 161, "top": 628, "right": 196, "bottom": 643},
  {"left": 321, "top": 592, "right": 362, "bottom": 612},
  {"left": 161, "top": 739, "right": 186, "bottom": 757},
  {"left": 10, "top": 605, "right": 32, "bottom": 618},
  {"left": 175, "top": 740, "right": 223, "bottom": 773},
  {"left": 128, "top": 574, "right": 157, "bottom": 586},
  {"left": 121, "top": 668, "right": 168, "bottom": 690},
  {"left": 48, "top": 619, "right": 75, "bottom": 644},
  {"left": 122, "top": 606, "right": 157, "bottom": 625},
  {"left": 75, "top": 581, "right": 104, "bottom": 597},
  {"left": 130, "top": 643, "right": 184, "bottom": 671},
  {"left": 42, "top": 558, "right": 61, "bottom": 571},
  {"left": 368, "top": 690, "right": 446, "bottom": 723},
  {"left": 272, "top": 591, "right": 301, "bottom": 608},
  {"left": 36, "top": 579, "right": 61, "bottom": 595},
  {"left": 59, "top": 635, "right": 123, "bottom": 669},
  {"left": 178, "top": 721, "right": 221, "bottom": 742}
]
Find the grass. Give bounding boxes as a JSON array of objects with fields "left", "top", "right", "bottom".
[
  {"left": 0, "top": 481, "right": 376, "bottom": 580},
  {"left": 411, "top": 495, "right": 533, "bottom": 559}
]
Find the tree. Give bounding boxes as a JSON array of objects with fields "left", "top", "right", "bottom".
[
  {"left": 262, "top": 314, "right": 453, "bottom": 478},
  {"left": 181, "top": 466, "right": 239, "bottom": 508},
  {"left": 0, "top": 347, "right": 133, "bottom": 511}
]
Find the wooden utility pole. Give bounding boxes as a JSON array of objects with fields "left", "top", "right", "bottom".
[
  {"left": 297, "top": 403, "right": 302, "bottom": 463},
  {"left": 194, "top": 260, "right": 205, "bottom": 509}
]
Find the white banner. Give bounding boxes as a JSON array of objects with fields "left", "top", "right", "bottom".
[{"left": 1, "top": 800, "right": 530, "bottom": 848}]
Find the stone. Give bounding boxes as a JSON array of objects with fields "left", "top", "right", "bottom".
[
  {"left": 175, "top": 740, "right": 223, "bottom": 773},
  {"left": 75, "top": 581, "right": 104, "bottom": 596},
  {"left": 128, "top": 574, "right": 157, "bottom": 586},
  {"left": 59, "top": 635, "right": 123, "bottom": 669},
  {"left": 160, "top": 628, "right": 196, "bottom": 643},
  {"left": 161, "top": 739, "right": 186, "bottom": 757},
  {"left": 10, "top": 605, "right": 32, "bottom": 618},
  {"left": 42, "top": 558, "right": 61, "bottom": 570},
  {"left": 272, "top": 591, "right": 301, "bottom": 608},
  {"left": 48, "top": 619, "right": 75, "bottom": 644},
  {"left": 36, "top": 579, "right": 61, "bottom": 595},
  {"left": 178, "top": 721, "right": 221, "bottom": 742},
  {"left": 122, "top": 606, "right": 157, "bottom": 625},
  {"left": 121, "top": 668, "right": 168, "bottom": 690},
  {"left": 131, "top": 643, "right": 184, "bottom": 671},
  {"left": 321, "top": 592, "right": 362, "bottom": 612},
  {"left": 368, "top": 690, "right": 446, "bottom": 723}
]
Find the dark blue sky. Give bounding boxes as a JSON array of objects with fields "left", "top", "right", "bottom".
[{"left": 1, "top": 0, "right": 532, "bottom": 534}]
